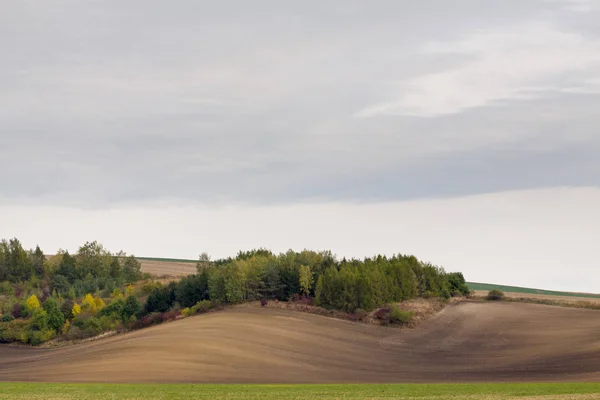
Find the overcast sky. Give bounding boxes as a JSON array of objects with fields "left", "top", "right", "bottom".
[{"left": 1, "top": 0, "right": 599, "bottom": 292}]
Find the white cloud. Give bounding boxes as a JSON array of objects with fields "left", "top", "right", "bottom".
[{"left": 356, "top": 23, "right": 600, "bottom": 117}]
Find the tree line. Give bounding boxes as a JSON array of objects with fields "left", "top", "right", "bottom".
[
  {"left": 1, "top": 238, "right": 470, "bottom": 346},
  {"left": 0, "top": 238, "right": 143, "bottom": 345},
  {"left": 145, "top": 248, "right": 470, "bottom": 314}
]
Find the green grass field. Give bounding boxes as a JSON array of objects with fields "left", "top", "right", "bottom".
[
  {"left": 136, "top": 256, "right": 198, "bottom": 263},
  {"left": 1, "top": 383, "right": 600, "bottom": 400},
  {"left": 466, "top": 282, "right": 600, "bottom": 299}
]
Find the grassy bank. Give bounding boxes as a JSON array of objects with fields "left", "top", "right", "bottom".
[{"left": 1, "top": 383, "right": 600, "bottom": 400}]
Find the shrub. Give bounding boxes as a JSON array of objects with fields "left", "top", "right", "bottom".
[
  {"left": 28, "top": 329, "right": 54, "bottom": 345},
  {"left": 131, "top": 312, "right": 163, "bottom": 330},
  {"left": 0, "top": 319, "right": 30, "bottom": 343},
  {"left": 190, "top": 300, "right": 212, "bottom": 314},
  {"left": 487, "top": 289, "right": 505, "bottom": 301},
  {"left": 374, "top": 307, "right": 391, "bottom": 320},
  {"left": 389, "top": 306, "right": 413, "bottom": 325},
  {"left": 181, "top": 307, "right": 192, "bottom": 317},
  {"left": 1, "top": 314, "right": 14, "bottom": 323},
  {"left": 11, "top": 303, "right": 22, "bottom": 319},
  {"left": 440, "top": 288, "right": 451, "bottom": 300},
  {"left": 260, "top": 298, "right": 268, "bottom": 307}
]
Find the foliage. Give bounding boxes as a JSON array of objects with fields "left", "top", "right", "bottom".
[
  {"left": 487, "top": 289, "right": 505, "bottom": 301},
  {"left": 72, "top": 303, "right": 82, "bottom": 317},
  {"left": 24, "top": 295, "right": 41, "bottom": 314},
  {"left": 0, "top": 237, "right": 147, "bottom": 345},
  {"left": 389, "top": 306, "right": 413, "bottom": 325},
  {"left": 144, "top": 249, "right": 466, "bottom": 317},
  {"left": 42, "top": 298, "right": 65, "bottom": 333},
  {"left": 1, "top": 314, "right": 15, "bottom": 322},
  {"left": 145, "top": 283, "right": 177, "bottom": 313}
]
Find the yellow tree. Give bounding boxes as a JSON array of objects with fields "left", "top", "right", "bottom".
[
  {"left": 71, "top": 303, "right": 81, "bottom": 317},
  {"left": 94, "top": 297, "right": 105, "bottom": 311},
  {"left": 25, "top": 295, "right": 41, "bottom": 314},
  {"left": 81, "top": 293, "right": 96, "bottom": 313}
]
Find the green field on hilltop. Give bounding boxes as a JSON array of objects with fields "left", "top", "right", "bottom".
[
  {"left": 1, "top": 383, "right": 600, "bottom": 400},
  {"left": 136, "top": 256, "right": 198, "bottom": 263},
  {"left": 467, "top": 282, "right": 600, "bottom": 299}
]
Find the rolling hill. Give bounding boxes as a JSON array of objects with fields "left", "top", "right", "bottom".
[{"left": 2, "top": 301, "right": 600, "bottom": 383}]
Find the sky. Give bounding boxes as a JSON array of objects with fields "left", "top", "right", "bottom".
[{"left": 1, "top": 0, "right": 599, "bottom": 292}]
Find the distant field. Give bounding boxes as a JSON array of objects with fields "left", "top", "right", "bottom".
[
  {"left": 137, "top": 257, "right": 197, "bottom": 277},
  {"left": 1, "top": 383, "right": 600, "bottom": 400},
  {"left": 467, "top": 282, "right": 600, "bottom": 299}
]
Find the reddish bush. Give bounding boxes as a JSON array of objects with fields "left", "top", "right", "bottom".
[
  {"left": 11, "top": 303, "right": 22, "bottom": 319},
  {"left": 289, "top": 294, "right": 313, "bottom": 305},
  {"left": 161, "top": 309, "right": 180, "bottom": 322},
  {"left": 374, "top": 307, "right": 391, "bottom": 320},
  {"left": 131, "top": 312, "right": 163, "bottom": 330},
  {"left": 260, "top": 298, "right": 268, "bottom": 307}
]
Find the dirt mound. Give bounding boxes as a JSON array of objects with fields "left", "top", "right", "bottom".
[{"left": 1, "top": 302, "right": 600, "bottom": 383}]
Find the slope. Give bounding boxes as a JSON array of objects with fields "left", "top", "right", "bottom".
[{"left": 2, "top": 301, "right": 600, "bottom": 383}]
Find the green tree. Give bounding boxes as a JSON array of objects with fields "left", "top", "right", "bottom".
[
  {"left": 123, "top": 255, "right": 142, "bottom": 283},
  {"left": 31, "top": 308, "right": 49, "bottom": 331},
  {"left": 42, "top": 298, "right": 65, "bottom": 333},
  {"left": 122, "top": 296, "right": 140, "bottom": 321}
]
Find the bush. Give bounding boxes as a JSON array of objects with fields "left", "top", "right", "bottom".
[
  {"left": 190, "top": 300, "right": 212, "bottom": 314},
  {"left": 440, "top": 288, "right": 451, "bottom": 300},
  {"left": 389, "top": 306, "right": 413, "bottom": 325},
  {"left": 0, "top": 319, "right": 30, "bottom": 343},
  {"left": 131, "top": 312, "right": 163, "bottom": 330},
  {"left": 11, "top": 303, "right": 22, "bottom": 319},
  {"left": 374, "top": 307, "right": 391, "bottom": 320},
  {"left": 260, "top": 298, "right": 268, "bottom": 307},
  {"left": 181, "top": 307, "right": 192, "bottom": 317},
  {"left": 487, "top": 289, "right": 505, "bottom": 301},
  {"left": 28, "top": 329, "right": 54, "bottom": 345},
  {"left": 1, "top": 314, "right": 14, "bottom": 323}
]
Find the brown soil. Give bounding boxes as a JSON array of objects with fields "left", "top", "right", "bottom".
[{"left": 1, "top": 301, "right": 600, "bottom": 383}]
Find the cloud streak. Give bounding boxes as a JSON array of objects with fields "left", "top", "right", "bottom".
[{"left": 356, "top": 23, "right": 600, "bottom": 117}]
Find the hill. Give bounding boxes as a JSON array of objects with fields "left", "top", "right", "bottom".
[{"left": 2, "top": 301, "right": 600, "bottom": 383}]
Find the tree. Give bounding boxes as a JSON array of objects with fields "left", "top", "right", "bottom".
[
  {"left": 145, "top": 283, "right": 177, "bottom": 313},
  {"left": 122, "top": 296, "right": 140, "bottom": 321},
  {"left": 31, "top": 245, "right": 46, "bottom": 278},
  {"left": 123, "top": 256, "right": 142, "bottom": 283},
  {"left": 42, "top": 298, "right": 65, "bottom": 333},
  {"left": 60, "top": 299, "right": 75, "bottom": 320},
  {"left": 31, "top": 308, "right": 49, "bottom": 331},
  {"left": 71, "top": 303, "right": 81, "bottom": 317},
  {"left": 51, "top": 274, "right": 70, "bottom": 295},
  {"left": 176, "top": 273, "right": 209, "bottom": 308},
  {"left": 299, "top": 265, "right": 313, "bottom": 296},
  {"left": 196, "top": 252, "right": 211, "bottom": 273},
  {"left": 56, "top": 252, "right": 77, "bottom": 283},
  {"left": 25, "top": 295, "right": 41, "bottom": 314}
]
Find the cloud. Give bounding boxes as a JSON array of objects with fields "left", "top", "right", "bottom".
[
  {"left": 355, "top": 23, "right": 600, "bottom": 117},
  {"left": 0, "top": 1, "right": 599, "bottom": 207}
]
